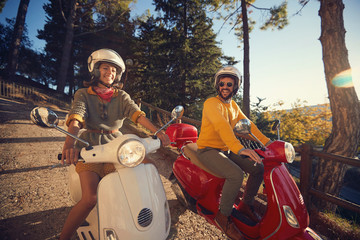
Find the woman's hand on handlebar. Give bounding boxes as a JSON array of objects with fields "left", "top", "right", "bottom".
[
  {"left": 61, "top": 119, "right": 81, "bottom": 165},
  {"left": 61, "top": 137, "right": 80, "bottom": 165},
  {"left": 239, "top": 149, "right": 262, "bottom": 164},
  {"left": 61, "top": 147, "right": 80, "bottom": 165},
  {"left": 156, "top": 131, "right": 171, "bottom": 147}
]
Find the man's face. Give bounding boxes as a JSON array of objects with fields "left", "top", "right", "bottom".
[
  {"left": 98, "top": 63, "right": 117, "bottom": 87},
  {"left": 218, "top": 77, "right": 235, "bottom": 101}
]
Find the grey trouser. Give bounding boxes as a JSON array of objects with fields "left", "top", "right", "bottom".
[{"left": 197, "top": 147, "right": 264, "bottom": 216}]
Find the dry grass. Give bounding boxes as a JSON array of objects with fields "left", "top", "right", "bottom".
[{"left": 310, "top": 210, "right": 360, "bottom": 240}]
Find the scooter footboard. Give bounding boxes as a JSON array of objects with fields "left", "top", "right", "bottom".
[{"left": 97, "top": 164, "right": 170, "bottom": 240}]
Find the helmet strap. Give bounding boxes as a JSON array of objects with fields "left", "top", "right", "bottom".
[{"left": 98, "top": 80, "right": 112, "bottom": 89}]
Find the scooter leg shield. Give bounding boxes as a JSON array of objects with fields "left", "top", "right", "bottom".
[
  {"left": 68, "top": 164, "right": 82, "bottom": 203},
  {"left": 97, "top": 164, "right": 170, "bottom": 240},
  {"left": 76, "top": 206, "right": 99, "bottom": 240}
]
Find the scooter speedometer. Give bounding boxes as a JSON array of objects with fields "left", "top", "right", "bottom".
[{"left": 117, "top": 139, "right": 145, "bottom": 167}]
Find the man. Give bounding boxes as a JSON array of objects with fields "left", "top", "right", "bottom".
[{"left": 196, "top": 66, "right": 272, "bottom": 240}]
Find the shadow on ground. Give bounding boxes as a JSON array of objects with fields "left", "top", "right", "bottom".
[{"left": 0, "top": 207, "right": 71, "bottom": 240}]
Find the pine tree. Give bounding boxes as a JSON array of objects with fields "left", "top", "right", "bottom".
[
  {"left": 133, "top": 0, "right": 228, "bottom": 119},
  {"left": 38, "top": 0, "right": 135, "bottom": 94},
  {"left": 7, "top": 0, "right": 30, "bottom": 79}
]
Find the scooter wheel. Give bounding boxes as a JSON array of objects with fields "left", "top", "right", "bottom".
[{"left": 171, "top": 178, "right": 197, "bottom": 213}]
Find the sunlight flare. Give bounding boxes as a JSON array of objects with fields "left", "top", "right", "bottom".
[{"left": 331, "top": 69, "right": 353, "bottom": 88}]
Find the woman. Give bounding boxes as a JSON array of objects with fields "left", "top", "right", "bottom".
[{"left": 59, "top": 49, "right": 170, "bottom": 240}]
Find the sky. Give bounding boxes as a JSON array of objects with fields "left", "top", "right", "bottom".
[{"left": 1, "top": 0, "right": 359, "bottom": 110}]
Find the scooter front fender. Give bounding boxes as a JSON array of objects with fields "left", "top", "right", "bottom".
[
  {"left": 289, "top": 227, "right": 323, "bottom": 240},
  {"left": 97, "top": 164, "right": 170, "bottom": 240}
]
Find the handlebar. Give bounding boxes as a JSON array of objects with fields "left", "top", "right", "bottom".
[{"left": 57, "top": 153, "right": 83, "bottom": 161}]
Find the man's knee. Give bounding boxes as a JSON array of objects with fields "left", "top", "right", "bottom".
[{"left": 227, "top": 167, "right": 244, "bottom": 184}]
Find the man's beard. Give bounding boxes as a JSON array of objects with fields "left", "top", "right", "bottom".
[{"left": 219, "top": 90, "right": 233, "bottom": 102}]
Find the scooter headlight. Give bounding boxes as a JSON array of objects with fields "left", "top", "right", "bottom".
[
  {"left": 284, "top": 142, "right": 295, "bottom": 163},
  {"left": 117, "top": 140, "right": 145, "bottom": 167}
]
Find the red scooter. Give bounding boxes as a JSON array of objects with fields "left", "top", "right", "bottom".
[{"left": 166, "top": 118, "right": 323, "bottom": 240}]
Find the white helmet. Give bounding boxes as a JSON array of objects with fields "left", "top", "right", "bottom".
[
  {"left": 214, "top": 65, "right": 242, "bottom": 95},
  {"left": 87, "top": 49, "right": 125, "bottom": 82}
]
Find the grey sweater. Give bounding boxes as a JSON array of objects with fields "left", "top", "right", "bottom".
[{"left": 67, "top": 87, "right": 144, "bottom": 148}]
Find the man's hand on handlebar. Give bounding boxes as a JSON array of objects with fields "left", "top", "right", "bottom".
[{"left": 239, "top": 149, "right": 262, "bottom": 164}]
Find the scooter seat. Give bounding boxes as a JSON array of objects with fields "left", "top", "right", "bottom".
[{"left": 183, "top": 143, "right": 223, "bottom": 178}]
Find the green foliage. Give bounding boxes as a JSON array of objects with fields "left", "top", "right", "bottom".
[
  {"left": 37, "top": 0, "right": 68, "bottom": 87},
  {"left": 0, "top": 0, "right": 6, "bottom": 14},
  {"left": 249, "top": 97, "right": 278, "bottom": 139},
  {"left": 263, "top": 99, "right": 332, "bottom": 146},
  {"left": 130, "top": 0, "right": 231, "bottom": 119},
  {"left": 260, "top": 2, "right": 288, "bottom": 30},
  {"left": 0, "top": 20, "right": 13, "bottom": 69},
  {"left": 0, "top": 18, "right": 44, "bottom": 82},
  {"left": 37, "top": 0, "right": 135, "bottom": 93},
  {"left": 207, "top": 0, "right": 288, "bottom": 43}
]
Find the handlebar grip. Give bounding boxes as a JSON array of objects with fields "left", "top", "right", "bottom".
[{"left": 58, "top": 153, "right": 82, "bottom": 161}]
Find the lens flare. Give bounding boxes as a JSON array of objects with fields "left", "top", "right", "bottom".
[{"left": 331, "top": 69, "right": 353, "bottom": 88}]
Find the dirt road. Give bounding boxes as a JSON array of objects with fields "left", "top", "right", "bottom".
[{"left": 0, "top": 97, "right": 225, "bottom": 240}]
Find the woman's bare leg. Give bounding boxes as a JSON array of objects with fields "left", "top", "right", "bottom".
[{"left": 59, "top": 171, "right": 100, "bottom": 240}]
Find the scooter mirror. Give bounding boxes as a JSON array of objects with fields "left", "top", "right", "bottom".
[
  {"left": 272, "top": 119, "right": 280, "bottom": 131},
  {"left": 234, "top": 119, "right": 251, "bottom": 134},
  {"left": 234, "top": 118, "right": 266, "bottom": 150},
  {"left": 272, "top": 119, "right": 281, "bottom": 140},
  {"left": 30, "top": 107, "right": 59, "bottom": 128},
  {"left": 153, "top": 105, "right": 184, "bottom": 137},
  {"left": 30, "top": 107, "right": 90, "bottom": 146},
  {"left": 171, "top": 105, "right": 184, "bottom": 120}
]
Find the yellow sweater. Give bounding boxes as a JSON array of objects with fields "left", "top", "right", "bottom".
[{"left": 197, "top": 96, "right": 270, "bottom": 154}]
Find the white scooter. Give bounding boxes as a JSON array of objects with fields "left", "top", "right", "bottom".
[{"left": 30, "top": 106, "right": 184, "bottom": 240}]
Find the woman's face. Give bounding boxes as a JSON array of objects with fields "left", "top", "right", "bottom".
[{"left": 98, "top": 63, "right": 117, "bottom": 87}]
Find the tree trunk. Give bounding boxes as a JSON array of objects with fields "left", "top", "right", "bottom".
[
  {"left": 241, "top": 0, "right": 250, "bottom": 118},
  {"left": 56, "top": 0, "right": 77, "bottom": 93},
  {"left": 313, "top": 0, "right": 360, "bottom": 210},
  {"left": 7, "top": 0, "right": 30, "bottom": 80}
]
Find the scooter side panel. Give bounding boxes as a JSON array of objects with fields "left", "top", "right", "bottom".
[
  {"left": 97, "top": 164, "right": 170, "bottom": 240},
  {"left": 68, "top": 164, "right": 82, "bottom": 203},
  {"left": 261, "top": 164, "right": 309, "bottom": 240},
  {"left": 173, "top": 156, "right": 224, "bottom": 201},
  {"left": 173, "top": 156, "right": 212, "bottom": 198},
  {"left": 173, "top": 156, "right": 225, "bottom": 219}
]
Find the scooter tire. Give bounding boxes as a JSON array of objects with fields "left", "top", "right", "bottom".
[{"left": 171, "top": 178, "right": 197, "bottom": 213}]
